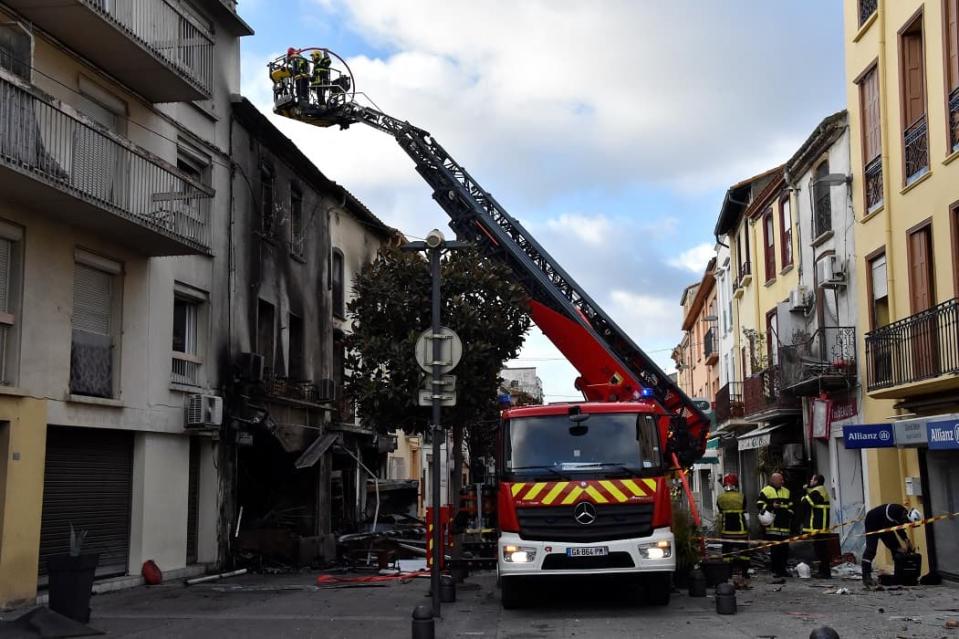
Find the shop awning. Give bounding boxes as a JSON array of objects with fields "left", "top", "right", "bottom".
[
  {"left": 737, "top": 424, "right": 785, "bottom": 451},
  {"left": 294, "top": 432, "right": 339, "bottom": 469}
]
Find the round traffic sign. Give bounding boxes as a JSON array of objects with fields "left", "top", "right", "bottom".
[{"left": 414, "top": 326, "right": 463, "bottom": 374}]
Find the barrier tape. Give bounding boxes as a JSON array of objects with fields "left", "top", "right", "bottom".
[{"left": 702, "top": 511, "right": 959, "bottom": 559}]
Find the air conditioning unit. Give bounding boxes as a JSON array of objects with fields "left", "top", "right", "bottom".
[
  {"left": 236, "top": 352, "right": 264, "bottom": 382},
  {"left": 186, "top": 394, "right": 223, "bottom": 428},
  {"left": 816, "top": 255, "right": 846, "bottom": 288},
  {"left": 788, "top": 287, "right": 809, "bottom": 312}
]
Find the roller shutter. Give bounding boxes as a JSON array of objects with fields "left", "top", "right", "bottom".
[{"left": 38, "top": 426, "right": 133, "bottom": 579}]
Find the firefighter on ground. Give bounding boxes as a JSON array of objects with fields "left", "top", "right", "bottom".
[
  {"left": 802, "top": 474, "right": 832, "bottom": 578},
  {"left": 757, "top": 471, "right": 793, "bottom": 579},
  {"left": 310, "top": 49, "right": 332, "bottom": 104},
  {"left": 716, "top": 473, "right": 750, "bottom": 579},
  {"left": 861, "top": 504, "right": 922, "bottom": 587}
]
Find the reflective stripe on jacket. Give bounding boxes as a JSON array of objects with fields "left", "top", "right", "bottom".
[
  {"left": 716, "top": 490, "right": 747, "bottom": 536},
  {"left": 802, "top": 484, "right": 830, "bottom": 533},
  {"left": 757, "top": 485, "right": 793, "bottom": 535}
]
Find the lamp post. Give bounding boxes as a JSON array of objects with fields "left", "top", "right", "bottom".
[{"left": 403, "top": 229, "right": 467, "bottom": 620}]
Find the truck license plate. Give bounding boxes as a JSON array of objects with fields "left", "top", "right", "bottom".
[{"left": 567, "top": 546, "right": 608, "bottom": 558}]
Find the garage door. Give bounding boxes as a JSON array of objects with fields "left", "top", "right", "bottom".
[{"left": 38, "top": 426, "right": 134, "bottom": 578}]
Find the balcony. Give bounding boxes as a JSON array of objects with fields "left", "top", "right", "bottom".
[
  {"left": 858, "top": 0, "right": 877, "bottom": 27},
  {"left": 261, "top": 374, "right": 335, "bottom": 410},
  {"left": 0, "top": 75, "right": 211, "bottom": 255},
  {"left": 903, "top": 115, "right": 929, "bottom": 185},
  {"left": 714, "top": 381, "right": 744, "bottom": 424},
  {"left": 865, "top": 298, "right": 959, "bottom": 398},
  {"left": 734, "top": 261, "right": 751, "bottom": 298},
  {"left": 864, "top": 156, "right": 883, "bottom": 212},
  {"left": 5, "top": 0, "right": 213, "bottom": 102},
  {"left": 780, "top": 327, "right": 857, "bottom": 396},
  {"left": 703, "top": 328, "right": 718, "bottom": 366},
  {"left": 743, "top": 365, "right": 800, "bottom": 420},
  {"left": 949, "top": 86, "right": 959, "bottom": 154}
]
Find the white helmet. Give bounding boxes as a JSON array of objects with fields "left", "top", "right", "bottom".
[
  {"left": 907, "top": 508, "right": 922, "bottom": 524},
  {"left": 758, "top": 511, "right": 775, "bottom": 527}
]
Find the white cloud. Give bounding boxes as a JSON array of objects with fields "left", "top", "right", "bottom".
[
  {"left": 668, "top": 242, "right": 716, "bottom": 274},
  {"left": 546, "top": 214, "right": 612, "bottom": 247}
]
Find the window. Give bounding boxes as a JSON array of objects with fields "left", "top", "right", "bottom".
[
  {"left": 953, "top": 204, "right": 959, "bottom": 297},
  {"left": 289, "top": 313, "right": 304, "bottom": 380},
  {"left": 257, "top": 299, "right": 276, "bottom": 377},
  {"left": 332, "top": 248, "right": 345, "bottom": 318},
  {"left": 0, "top": 221, "right": 22, "bottom": 386},
  {"left": 899, "top": 13, "right": 928, "bottom": 183},
  {"left": 70, "top": 253, "right": 122, "bottom": 398},
  {"left": 763, "top": 208, "right": 775, "bottom": 282},
  {"left": 858, "top": 64, "right": 883, "bottom": 211},
  {"left": 946, "top": 0, "right": 959, "bottom": 152},
  {"left": 779, "top": 196, "right": 793, "bottom": 268},
  {"left": 858, "top": 0, "right": 877, "bottom": 28},
  {"left": 260, "top": 167, "right": 275, "bottom": 236},
  {"left": 766, "top": 309, "right": 778, "bottom": 367},
  {"left": 813, "top": 161, "right": 832, "bottom": 237},
  {"left": 172, "top": 290, "right": 203, "bottom": 387},
  {"left": 868, "top": 252, "right": 889, "bottom": 329},
  {"left": 0, "top": 23, "right": 31, "bottom": 81},
  {"left": 290, "top": 186, "right": 304, "bottom": 257}
]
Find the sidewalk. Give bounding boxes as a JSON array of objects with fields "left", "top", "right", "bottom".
[{"left": 15, "top": 569, "right": 959, "bottom": 638}]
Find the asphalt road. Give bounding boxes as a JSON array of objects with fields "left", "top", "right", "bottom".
[{"left": 15, "top": 570, "right": 959, "bottom": 638}]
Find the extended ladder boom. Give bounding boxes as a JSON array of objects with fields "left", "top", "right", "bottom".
[{"left": 269, "top": 53, "right": 708, "bottom": 465}]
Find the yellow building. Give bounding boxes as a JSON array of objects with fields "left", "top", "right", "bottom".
[{"left": 844, "top": 0, "right": 959, "bottom": 576}]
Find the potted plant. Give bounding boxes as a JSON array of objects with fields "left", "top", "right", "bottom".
[
  {"left": 47, "top": 525, "right": 99, "bottom": 623},
  {"left": 671, "top": 505, "right": 701, "bottom": 588}
]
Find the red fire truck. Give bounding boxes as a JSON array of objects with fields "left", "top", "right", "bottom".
[{"left": 269, "top": 49, "right": 709, "bottom": 608}]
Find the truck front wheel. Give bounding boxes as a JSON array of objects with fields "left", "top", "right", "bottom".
[
  {"left": 500, "top": 576, "right": 524, "bottom": 609},
  {"left": 644, "top": 572, "right": 672, "bottom": 606}
]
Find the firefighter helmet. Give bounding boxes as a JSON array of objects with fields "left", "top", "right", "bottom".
[
  {"left": 907, "top": 508, "right": 922, "bottom": 523},
  {"left": 758, "top": 510, "right": 775, "bottom": 527},
  {"left": 722, "top": 473, "right": 739, "bottom": 488}
]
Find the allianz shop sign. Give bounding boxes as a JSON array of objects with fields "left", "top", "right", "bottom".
[
  {"left": 842, "top": 424, "right": 895, "bottom": 449},
  {"left": 927, "top": 420, "right": 959, "bottom": 450}
]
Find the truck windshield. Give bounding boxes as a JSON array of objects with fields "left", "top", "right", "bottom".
[{"left": 505, "top": 413, "right": 662, "bottom": 477}]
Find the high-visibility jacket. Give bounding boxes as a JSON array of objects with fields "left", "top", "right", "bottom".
[
  {"left": 757, "top": 485, "right": 793, "bottom": 536},
  {"left": 716, "top": 490, "right": 748, "bottom": 537},
  {"left": 802, "top": 485, "right": 831, "bottom": 534}
]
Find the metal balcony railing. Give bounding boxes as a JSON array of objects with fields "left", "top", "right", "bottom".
[
  {"left": 703, "top": 328, "right": 717, "bottom": 362},
  {"left": 864, "top": 156, "right": 883, "bottom": 211},
  {"left": 949, "top": 86, "right": 959, "bottom": 153},
  {"left": 86, "top": 0, "right": 214, "bottom": 96},
  {"left": 859, "top": 0, "right": 877, "bottom": 26},
  {"left": 903, "top": 115, "right": 929, "bottom": 184},
  {"left": 779, "top": 327, "right": 857, "bottom": 394},
  {"left": 743, "top": 365, "right": 800, "bottom": 417},
  {"left": 715, "top": 381, "right": 744, "bottom": 423},
  {"left": 171, "top": 354, "right": 201, "bottom": 386},
  {"left": 865, "top": 298, "right": 959, "bottom": 392},
  {"left": 736, "top": 261, "right": 752, "bottom": 288},
  {"left": 0, "top": 76, "right": 212, "bottom": 251}
]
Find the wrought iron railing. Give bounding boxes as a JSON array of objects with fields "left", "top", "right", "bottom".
[
  {"left": 865, "top": 298, "right": 959, "bottom": 391},
  {"left": 715, "top": 381, "right": 744, "bottom": 423},
  {"left": 859, "top": 0, "right": 877, "bottom": 26},
  {"left": 84, "top": 0, "right": 214, "bottom": 96},
  {"left": 949, "top": 86, "right": 959, "bottom": 153},
  {"left": 779, "top": 327, "right": 857, "bottom": 392},
  {"left": 864, "top": 156, "right": 883, "bottom": 212},
  {"left": 171, "top": 354, "right": 201, "bottom": 386},
  {"left": 736, "top": 261, "right": 751, "bottom": 288},
  {"left": 0, "top": 75, "right": 212, "bottom": 250},
  {"left": 743, "top": 365, "right": 800, "bottom": 417},
  {"left": 903, "top": 115, "right": 929, "bottom": 184},
  {"left": 703, "top": 328, "right": 716, "bottom": 361}
]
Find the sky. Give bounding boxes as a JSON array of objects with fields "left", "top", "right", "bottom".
[{"left": 237, "top": 0, "right": 846, "bottom": 403}]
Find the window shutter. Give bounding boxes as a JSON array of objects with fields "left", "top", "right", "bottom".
[
  {"left": 863, "top": 68, "right": 881, "bottom": 161},
  {"left": 948, "top": 0, "right": 959, "bottom": 90},
  {"left": 73, "top": 264, "right": 113, "bottom": 335},
  {"left": 0, "top": 238, "right": 10, "bottom": 313},
  {"left": 902, "top": 31, "right": 925, "bottom": 126}
]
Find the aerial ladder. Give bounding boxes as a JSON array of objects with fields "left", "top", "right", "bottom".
[{"left": 268, "top": 48, "right": 708, "bottom": 468}]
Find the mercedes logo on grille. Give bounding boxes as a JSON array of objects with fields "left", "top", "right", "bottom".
[{"left": 573, "top": 501, "right": 597, "bottom": 526}]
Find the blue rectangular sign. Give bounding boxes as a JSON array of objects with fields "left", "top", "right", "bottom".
[
  {"left": 927, "top": 420, "right": 959, "bottom": 450},
  {"left": 842, "top": 424, "right": 895, "bottom": 449}
]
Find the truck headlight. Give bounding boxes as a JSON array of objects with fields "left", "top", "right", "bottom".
[
  {"left": 502, "top": 544, "right": 537, "bottom": 563},
  {"left": 638, "top": 540, "right": 671, "bottom": 560}
]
